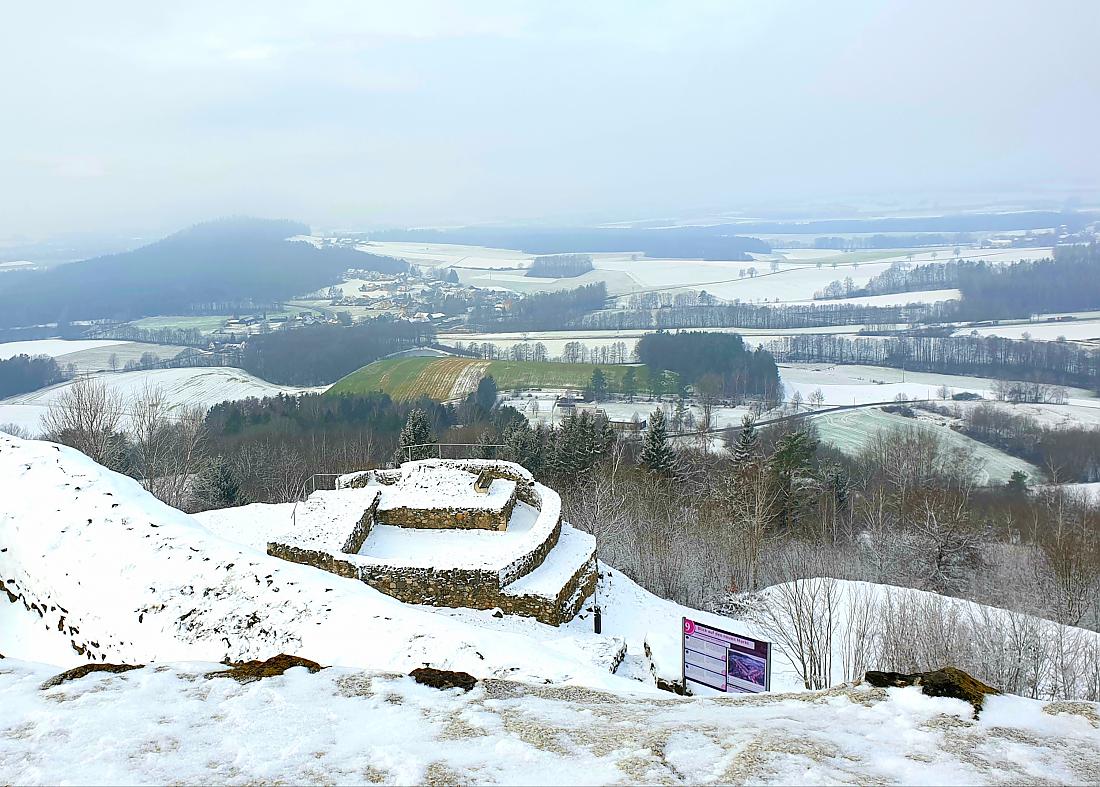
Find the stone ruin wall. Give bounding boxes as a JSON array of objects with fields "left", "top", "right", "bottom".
[
  {"left": 282, "top": 460, "right": 594, "bottom": 625},
  {"left": 341, "top": 495, "right": 381, "bottom": 553},
  {"left": 338, "top": 462, "right": 540, "bottom": 507},
  {"left": 267, "top": 540, "right": 593, "bottom": 626},
  {"left": 376, "top": 496, "right": 515, "bottom": 531}
]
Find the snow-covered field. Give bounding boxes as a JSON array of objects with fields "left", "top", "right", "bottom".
[
  {"left": 502, "top": 390, "right": 750, "bottom": 433},
  {"left": 54, "top": 341, "right": 194, "bottom": 372},
  {"left": 0, "top": 338, "right": 193, "bottom": 373},
  {"left": 1050, "top": 481, "right": 1100, "bottom": 502},
  {"left": 957, "top": 319, "right": 1100, "bottom": 343},
  {"left": 791, "top": 288, "right": 961, "bottom": 307},
  {"left": 0, "top": 367, "right": 325, "bottom": 435},
  {"left": 811, "top": 408, "right": 1040, "bottom": 485},
  {"left": 364, "top": 239, "right": 1048, "bottom": 304},
  {"left": 0, "top": 338, "right": 126, "bottom": 360},
  {"left": 780, "top": 363, "right": 1100, "bottom": 408}
]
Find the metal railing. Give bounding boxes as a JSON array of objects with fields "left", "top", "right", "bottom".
[{"left": 400, "top": 442, "right": 506, "bottom": 462}]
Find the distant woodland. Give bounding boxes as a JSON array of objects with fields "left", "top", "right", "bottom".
[
  {"left": 469, "top": 282, "right": 608, "bottom": 330},
  {"left": 953, "top": 243, "right": 1100, "bottom": 320},
  {"left": 239, "top": 317, "right": 433, "bottom": 386},
  {"left": 0, "top": 354, "right": 67, "bottom": 398},
  {"left": 0, "top": 218, "right": 407, "bottom": 329},
  {"left": 637, "top": 331, "right": 782, "bottom": 402},
  {"left": 772, "top": 332, "right": 1100, "bottom": 391},
  {"left": 817, "top": 245, "right": 1100, "bottom": 319},
  {"left": 526, "top": 254, "right": 594, "bottom": 278}
]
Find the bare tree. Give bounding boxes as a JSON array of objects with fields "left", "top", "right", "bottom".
[
  {"left": 42, "top": 376, "right": 125, "bottom": 468},
  {"left": 750, "top": 550, "right": 839, "bottom": 689},
  {"left": 131, "top": 384, "right": 174, "bottom": 495},
  {"left": 0, "top": 422, "right": 33, "bottom": 439}
]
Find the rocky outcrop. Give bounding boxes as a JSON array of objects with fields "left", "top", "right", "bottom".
[
  {"left": 210, "top": 654, "right": 325, "bottom": 683},
  {"left": 41, "top": 662, "right": 143, "bottom": 689},
  {"left": 864, "top": 667, "right": 1000, "bottom": 716},
  {"left": 410, "top": 667, "right": 477, "bottom": 692}
]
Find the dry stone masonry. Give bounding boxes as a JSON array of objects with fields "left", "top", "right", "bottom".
[{"left": 267, "top": 460, "right": 597, "bottom": 625}]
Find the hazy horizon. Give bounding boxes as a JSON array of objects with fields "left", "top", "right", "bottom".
[{"left": 3, "top": 0, "right": 1099, "bottom": 238}]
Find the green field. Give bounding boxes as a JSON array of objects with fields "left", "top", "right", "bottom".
[{"left": 327, "top": 357, "right": 670, "bottom": 400}]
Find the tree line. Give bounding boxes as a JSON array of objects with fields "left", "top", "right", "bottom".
[
  {"left": 577, "top": 299, "right": 935, "bottom": 331},
  {"left": 636, "top": 330, "right": 782, "bottom": 402},
  {"left": 0, "top": 354, "right": 68, "bottom": 398},
  {"left": 770, "top": 333, "right": 1100, "bottom": 392},
  {"left": 943, "top": 401, "right": 1100, "bottom": 483},
  {"left": 469, "top": 283, "right": 608, "bottom": 331},
  {"left": 239, "top": 316, "right": 433, "bottom": 386},
  {"left": 815, "top": 244, "right": 1100, "bottom": 323},
  {"left": 526, "top": 254, "right": 594, "bottom": 278}
]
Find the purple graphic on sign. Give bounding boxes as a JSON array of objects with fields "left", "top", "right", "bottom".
[{"left": 682, "top": 617, "right": 771, "bottom": 694}]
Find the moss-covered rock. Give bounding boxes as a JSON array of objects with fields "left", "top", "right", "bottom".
[
  {"left": 41, "top": 662, "right": 142, "bottom": 689},
  {"left": 209, "top": 654, "right": 324, "bottom": 683},
  {"left": 864, "top": 667, "right": 1000, "bottom": 716},
  {"left": 410, "top": 667, "right": 477, "bottom": 692}
]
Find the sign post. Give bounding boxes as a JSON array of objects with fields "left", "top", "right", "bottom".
[{"left": 682, "top": 617, "right": 770, "bottom": 694}]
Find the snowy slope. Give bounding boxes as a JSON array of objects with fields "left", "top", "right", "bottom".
[
  {"left": 0, "top": 367, "right": 325, "bottom": 435},
  {"left": 0, "top": 434, "right": 666, "bottom": 691},
  {"left": 3, "top": 435, "right": 1100, "bottom": 783},
  {"left": 0, "top": 338, "right": 127, "bottom": 360},
  {"left": 1, "top": 658, "right": 1097, "bottom": 785}
]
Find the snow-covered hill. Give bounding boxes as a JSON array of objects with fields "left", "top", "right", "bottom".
[
  {"left": 0, "top": 434, "right": 627, "bottom": 686},
  {"left": 0, "top": 367, "right": 325, "bottom": 435},
  {"left": 2, "top": 433, "right": 1098, "bottom": 784}
]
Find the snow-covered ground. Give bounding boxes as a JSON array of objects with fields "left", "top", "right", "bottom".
[
  {"left": 957, "top": 319, "right": 1100, "bottom": 343},
  {"left": 780, "top": 363, "right": 1100, "bottom": 408},
  {"left": 3, "top": 658, "right": 1098, "bottom": 786},
  {"left": 0, "top": 367, "right": 326, "bottom": 436},
  {"left": 0, "top": 338, "right": 126, "bottom": 360},
  {"left": 364, "top": 239, "right": 1049, "bottom": 303},
  {"left": 3, "top": 434, "right": 1100, "bottom": 783},
  {"left": 53, "top": 341, "right": 193, "bottom": 373},
  {"left": 790, "top": 288, "right": 961, "bottom": 307},
  {"left": 502, "top": 390, "right": 750, "bottom": 433},
  {"left": 810, "top": 408, "right": 1041, "bottom": 485},
  {"left": 1048, "top": 482, "right": 1100, "bottom": 502}
]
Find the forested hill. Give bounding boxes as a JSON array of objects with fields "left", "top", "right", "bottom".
[{"left": 0, "top": 217, "right": 407, "bottom": 328}]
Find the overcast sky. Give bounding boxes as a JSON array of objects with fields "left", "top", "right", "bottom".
[{"left": 2, "top": 0, "right": 1098, "bottom": 237}]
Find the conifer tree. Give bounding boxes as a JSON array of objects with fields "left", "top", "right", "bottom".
[
  {"left": 732, "top": 413, "right": 759, "bottom": 465},
  {"left": 194, "top": 458, "right": 242, "bottom": 508},
  {"left": 672, "top": 397, "right": 689, "bottom": 432},
  {"left": 641, "top": 407, "right": 675, "bottom": 473},
  {"left": 587, "top": 368, "right": 608, "bottom": 401},
  {"left": 398, "top": 407, "right": 435, "bottom": 461}
]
